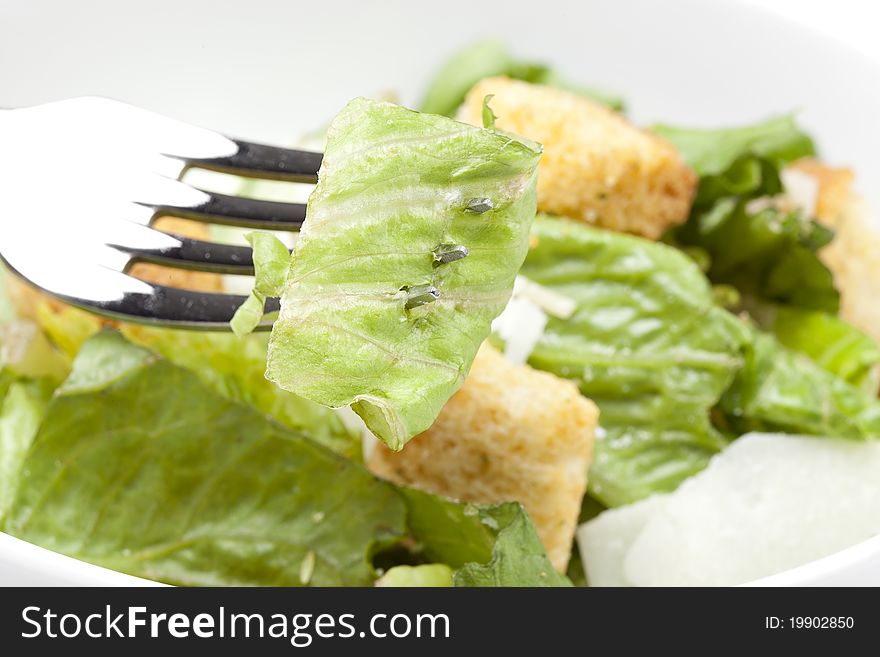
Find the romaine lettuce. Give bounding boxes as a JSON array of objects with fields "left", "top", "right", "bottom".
[
  {"left": 254, "top": 98, "right": 542, "bottom": 450},
  {"left": 122, "top": 326, "right": 360, "bottom": 459},
  {"left": 654, "top": 115, "right": 815, "bottom": 199},
  {"left": 229, "top": 231, "right": 289, "bottom": 336},
  {"left": 520, "top": 216, "right": 880, "bottom": 506},
  {"left": 2, "top": 332, "right": 566, "bottom": 586},
  {"left": 35, "top": 304, "right": 359, "bottom": 458},
  {"left": 655, "top": 116, "right": 837, "bottom": 312},
  {"left": 401, "top": 487, "right": 571, "bottom": 586},
  {"left": 763, "top": 306, "right": 880, "bottom": 394},
  {"left": 672, "top": 199, "right": 837, "bottom": 312},
  {"left": 376, "top": 564, "right": 453, "bottom": 587},
  {"left": 520, "top": 215, "right": 750, "bottom": 506},
  {"left": 3, "top": 331, "right": 407, "bottom": 586},
  {"left": 719, "top": 328, "right": 880, "bottom": 439},
  {"left": 420, "top": 39, "right": 623, "bottom": 118},
  {"left": 0, "top": 377, "right": 53, "bottom": 521}
]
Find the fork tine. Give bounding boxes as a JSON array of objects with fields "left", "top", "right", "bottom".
[
  {"left": 85, "top": 284, "right": 279, "bottom": 329},
  {"left": 108, "top": 226, "right": 263, "bottom": 274},
  {"left": 141, "top": 188, "right": 306, "bottom": 230},
  {"left": 180, "top": 140, "right": 322, "bottom": 183}
]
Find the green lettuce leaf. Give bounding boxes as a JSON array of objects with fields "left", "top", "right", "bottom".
[
  {"left": 719, "top": 329, "right": 880, "bottom": 439},
  {"left": 401, "top": 487, "right": 570, "bottom": 587},
  {"left": 521, "top": 215, "right": 750, "bottom": 507},
  {"left": 35, "top": 305, "right": 359, "bottom": 459},
  {"left": 420, "top": 39, "right": 624, "bottom": 117},
  {"left": 762, "top": 306, "right": 880, "bottom": 394},
  {"left": 122, "top": 326, "right": 359, "bottom": 459},
  {"left": 452, "top": 504, "right": 572, "bottom": 587},
  {"left": 656, "top": 116, "right": 836, "bottom": 312},
  {"left": 0, "top": 377, "right": 54, "bottom": 521},
  {"left": 2, "top": 332, "right": 570, "bottom": 587},
  {"left": 3, "top": 331, "right": 407, "bottom": 586},
  {"left": 653, "top": 115, "right": 815, "bottom": 191},
  {"left": 230, "top": 231, "right": 290, "bottom": 335},
  {"left": 376, "top": 564, "right": 453, "bottom": 587},
  {"left": 261, "top": 98, "right": 542, "bottom": 450},
  {"left": 675, "top": 199, "right": 837, "bottom": 312}
]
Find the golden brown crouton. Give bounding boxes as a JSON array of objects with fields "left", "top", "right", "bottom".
[
  {"left": 788, "top": 159, "right": 880, "bottom": 343},
  {"left": 457, "top": 77, "right": 697, "bottom": 239},
  {"left": 367, "top": 343, "right": 599, "bottom": 572}
]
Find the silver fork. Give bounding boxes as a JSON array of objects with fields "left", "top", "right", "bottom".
[{"left": 0, "top": 97, "right": 323, "bottom": 329}]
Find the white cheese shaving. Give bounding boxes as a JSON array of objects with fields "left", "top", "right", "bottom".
[
  {"left": 744, "top": 168, "right": 820, "bottom": 217},
  {"left": 492, "top": 297, "right": 548, "bottom": 366},
  {"left": 578, "top": 433, "right": 880, "bottom": 586},
  {"left": 512, "top": 275, "right": 577, "bottom": 319},
  {"left": 492, "top": 276, "right": 577, "bottom": 365},
  {"left": 781, "top": 167, "right": 819, "bottom": 216}
]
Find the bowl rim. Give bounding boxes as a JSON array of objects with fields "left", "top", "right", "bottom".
[{"left": 744, "top": 533, "right": 880, "bottom": 587}]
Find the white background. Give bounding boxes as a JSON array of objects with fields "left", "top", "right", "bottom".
[{"left": 753, "top": 0, "right": 880, "bottom": 63}]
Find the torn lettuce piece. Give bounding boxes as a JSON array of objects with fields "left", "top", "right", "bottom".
[
  {"left": 401, "top": 488, "right": 571, "bottom": 587},
  {"left": 2, "top": 331, "right": 407, "bottom": 586},
  {"left": 123, "top": 326, "right": 360, "bottom": 459},
  {"left": 674, "top": 199, "right": 837, "bottom": 312},
  {"left": 762, "top": 306, "right": 880, "bottom": 394},
  {"left": 719, "top": 329, "right": 880, "bottom": 439},
  {"left": 656, "top": 116, "right": 836, "bottom": 312},
  {"left": 521, "top": 215, "right": 750, "bottom": 506},
  {"left": 653, "top": 115, "right": 816, "bottom": 199},
  {"left": 34, "top": 304, "right": 359, "bottom": 459},
  {"left": 1, "top": 332, "right": 577, "bottom": 587},
  {"left": 481, "top": 94, "right": 497, "bottom": 130},
  {"left": 376, "top": 564, "right": 453, "bottom": 587},
  {"left": 260, "top": 98, "right": 542, "bottom": 450},
  {"left": 420, "top": 39, "right": 624, "bottom": 117},
  {"left": 0, "top": 376, "right": 54, "bottom": 522},
  {"left": 229, "top": 232, "right": 290, "bottom": 335},
  {"left": 452, "top": 503, "right": 572, "bottom": 587}
]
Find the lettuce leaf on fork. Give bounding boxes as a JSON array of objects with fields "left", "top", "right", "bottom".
[{"left": 235, "top": 98, "right": 542, "bottom": 450}]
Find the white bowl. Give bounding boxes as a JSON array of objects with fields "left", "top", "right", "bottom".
[{"left": 1, "top": 0, "right": 879, "bottom": 586}]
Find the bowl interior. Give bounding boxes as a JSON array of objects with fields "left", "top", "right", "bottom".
[{"left": 1, "top": 0, "right": 879, "bottom": 585}]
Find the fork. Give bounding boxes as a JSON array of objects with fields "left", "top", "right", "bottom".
[{"left": 0, "top": 96, "right": 323, "bottom": 329}]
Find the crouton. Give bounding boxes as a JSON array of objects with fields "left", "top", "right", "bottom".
[
  {"left": 456, "top": 77, "right": 697, "bottom": 239},
  {"left": 367, "top": 342, "right": 599, "bottom": 572},
  {"left": 788, "top": 159, "right": 880, "bottom": 343}
]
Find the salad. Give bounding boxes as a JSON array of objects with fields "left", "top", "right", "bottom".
[{"left": 2, "top": 40, "right": 879, "bottom": 587}]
